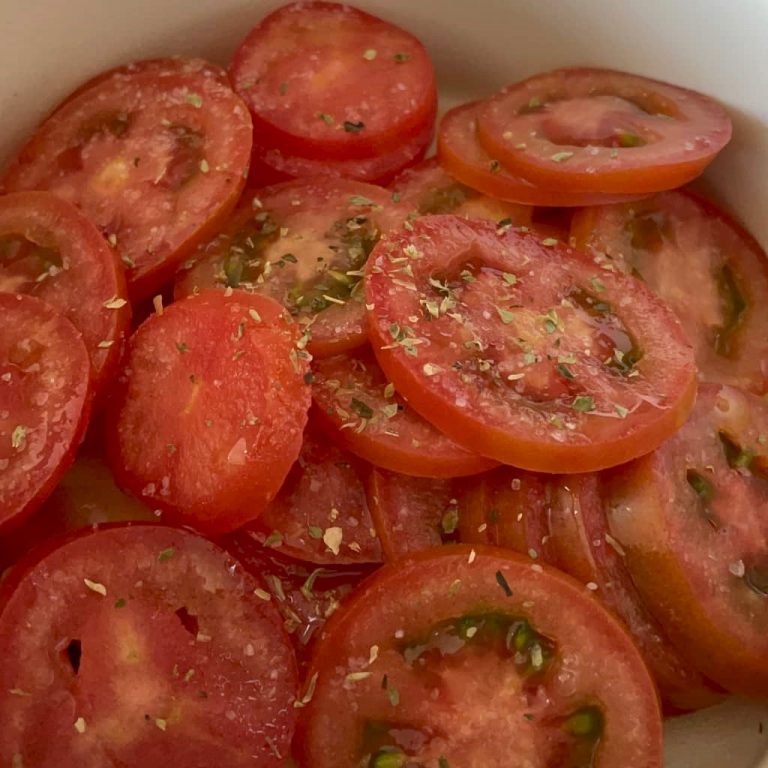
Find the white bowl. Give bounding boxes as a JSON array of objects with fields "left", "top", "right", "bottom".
[{"left": 1, "top": 1, "right": 767, "bottom": 765}]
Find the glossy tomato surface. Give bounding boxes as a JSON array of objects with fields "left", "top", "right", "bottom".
[
  {"left": 107, "top": 290, "right": 310, "bottom": 534},
  {"left": 0, "top": 524, "right": 298, "bottom": 768},
  {"left": 2, "top": 58, "right": 252, "bottom": 300},
  {"left": 297, "top": 546, "right": 663, "bottom": 768},
  {"left": 366, "top": 215, "right": 697, "bottom": 472}
]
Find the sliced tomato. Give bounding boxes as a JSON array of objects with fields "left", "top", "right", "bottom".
[
  {"left": 457, "top": 467, "right": 555, "bottom": 563},
  {"left": 0, "top": 192, "right": 130, "bottom": 391},
  {"left": 174, "top": 178, "right": 405, "bottom": 358},
  {"left": 366, "top": 215, "right": 697, "bottom": 472},
  {"left": 0, "top": 445, "right": 155, "bottom": 572},
  {"left": 247, "top": 118, "right": 432, "bottom": 188},
  {"left": 311, "top": 347, "right": 496, "bottom": 477},
  {"left": 437, "top": 102, "right": 648, "bottom": 207},
  {"left": 389, "top": 156, "right": 532, "bottom": 224},
  {"left": 548, "top": 474, "right": 723, "bottom": 712},
  {"left": 222, "top": 534, "right": 371, "bottom": 666},
  {"left": 2, "top": 58, "right": 252, "bottom": 301},
  {"left": 0, "top": 293, "right": 93, "bottom": 533},
  {"left": 604, "top": 384, "right": 768, "bottom": 697},
  {"left": 230, "top": 1, "right": 436, "bottom": 161},
  {"left": 571, "top": 188, "right": 768, "bottom": 394},
  {"left": 0, "top": 524, "right": 297, "bottom": 767},
  {"left": 367, "top": 468, "right": 460, "bottom": 559},
  {"left": 106, "top": 290, "right": 310, "bottom": 535},
  {"left": 476, "top": 68, "right": 732, "bottom": 194},
  {"left": 296, "top": 546, "right": 663, "bottom": 768},
  {"left": 244, "top": 424, "right": 382, "bottom": 565}
]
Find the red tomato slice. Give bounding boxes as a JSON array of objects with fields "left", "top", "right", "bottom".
[
  {"left": 604, "top": 383, "right": 768, "bottom": 696},
  {"left": 389, "top": 156, "right": 533, "bottom": 224},
  {"left": 106, "top": 290, "right": 310, "bottom": 534},
  {"left": 296, "top": 546, "right": 663, "bottom": 768},
  {"left": 438, "top": 102, "right": 648, "bottom": 207},
  {"left": 366, "top": 215, "right": 697, "bottom": 472},
  {"left": 247, "top": 118, "right": 433, "bottom": 188},
  {"left": 0, "top": 524, "right": 297, "bottom": 767},
  {"left": 548, "top": 474, "right": 723, "bottom": 712},
  {"left": 0, "top": 293, "right": 93, "bottom": 533},
  {"left": 222, "top": 534, "right": 371, "bottom": 666},
  {"left": 457, "top": 467, "right": 555, "bottom": 563},
  {"left": 0, "top": 192, "right": 130, "bottom": 391},
  {"left": 367, "top": 468, "right": 460, "bottom": 559},
  {"left": 476, "top": 68, "right": 732, "bottom": 194},
  {"left": 2, "top": 58, "right": 252, "bottom": 301},
  {"left": 174, "top": 178, "right": 405, "bottom": 358},
  {"left": 244, "top": 424, "right": 382, "bottom": 565},
  {"left": 230, "top": 1, "right": 437, "bottom": 162},
  {"left": 311, "top": 347, "right": 496, "bottom": 477},
  {"left": 571, "top": 188, "right": 768, "bottom": 394},
  {"left": 0, "top": 446, "right": 155, "bottom": 573}
]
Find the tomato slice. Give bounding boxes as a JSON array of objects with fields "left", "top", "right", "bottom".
[
  {"left": 106, "top": 290, "right": 310, "bottom": 535},
  {"left": 2, "top": 58, "right": 252, "bottom": 301},
  {"left": 548, "top": 474, "right": 723, "bottom": 712},
  {"left": 311, "top": 347, "right": 496, "bottom": 477},
  {"left": 457, "top": 467, "right": 555, "bottom": 563},
  {"left": 437, "top": 102, "right": 648, "bottom": 207},
  {"left": 0, "top": 445, "right": 155, "bottom": 573},
  {"left": 389, "top": 156, "right": 532, "bottom": 224},
  {"left": 222, "top": 534, "right": 371, "bottom": 666},
  {"left": 243, "top": 424, "right": 383, "bottom": 565},
  {"left": 0, "top": 192, "right": 130, "bottom": 391},
  {"left": 174, "top": 178, "right": 404, "bottom": 358},
  {"left": 0, "top": 524, "right": 297, "bottom": 767},
  {"left": 296, "top": 546, "right": 662, "bottom": 767},
  {"left": 230, "top": 1, "right": 436, "bottom": 162},
  {"left": 604, "top": 383, "right": 768, "bottom": 696},
  {"left": 247, "top": 118, "right": 433, "bottom": 188},
  {"left": 366, "top": 214, "right": 697, "bottom": 472},
  {"left": 476, "top": 68, "right": 732, "bottom": 194},
  {"left": 0, "top": 293, "right": 93, "bottom": 533},
  {"left": 571, "top": 188, "right": 768, "bottom": 394},
  {"left": 367, "top": 468, "right": 460, "bottom": 559}
]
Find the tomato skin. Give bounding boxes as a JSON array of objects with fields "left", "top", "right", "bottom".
[
  {"left": 311, "top": 347, "right": 496, "bottom": 477},
  {"left": 230, "top": 1, "right": 437, "bottom": 162},
  {"left": 107, "top": 290, "right": 310, "bottom": 535},
  {"left": 174, "top": 178, "right": 405, "bottom": 359},
  {"left": 0, "top": 293, "right": 93, "bottom": 534},
  {"left": 476, "top": 68, "right": 732, "bottom": 194},
  {"left": 296, "top": 545, "right": 663, "bottom": 768},
  {"left": 0, "top": 523, "right": 298, "bottom": 768},
  {"left": 437, "top": 102, "right": 649, "bottom": 207},
  {"left": 603, "top": 384, "right": 768, "bottom": 697},
  {"left": 244, "top": 424, "right": 383, "bottom": 565},
  {"left": 548, "top": 474, "right": 724, "bottom": 713},
  {"left": 0, "top": 192, "right": 130, "bottom": 392},
  {"left": 2, "top": 58, "right": 252, "bottom": 301},
  {"left": 366, "top": 214, "right": 697, "bottom": 473},
  {"left": 571, "top": 188, "right": 768, "bottom": 394}
]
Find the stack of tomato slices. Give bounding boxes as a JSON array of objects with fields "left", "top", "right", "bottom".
[{"left": 0, "top": 2, "right": 766, "bottom": 767}]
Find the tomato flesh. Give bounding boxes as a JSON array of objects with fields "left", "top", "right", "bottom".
[
  {"left": 230, "top": 1, "right": 436, "bottom": 161},
  {"left": 296, "top": 546, "right": 662, "bottom": 768},
  {"left": 571, "top": 188, "right": 768, "bottom": 394},
  {"left": 312, "top": 346, "right": 496, "bottom": 477},
  {"left": 0, "top": 293, "right": 93, "bottom": 533},
  {"left": 366, "top": 214, "right": 697, "bottom": 472},
  {"left": 107, "top": 290, "right": 310, "bottom": 534},
  {"left": 604, "top": 384, "right": 768, "bottom": 696},
  {"left": 0, "top": 524, "right": 297, "bottom": 768},
  {"left": 476, "top": 68, "right": 732, "bottom": 194},
  {"left": 2, "top": 58, "right": 252, "bottom": 300}
]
